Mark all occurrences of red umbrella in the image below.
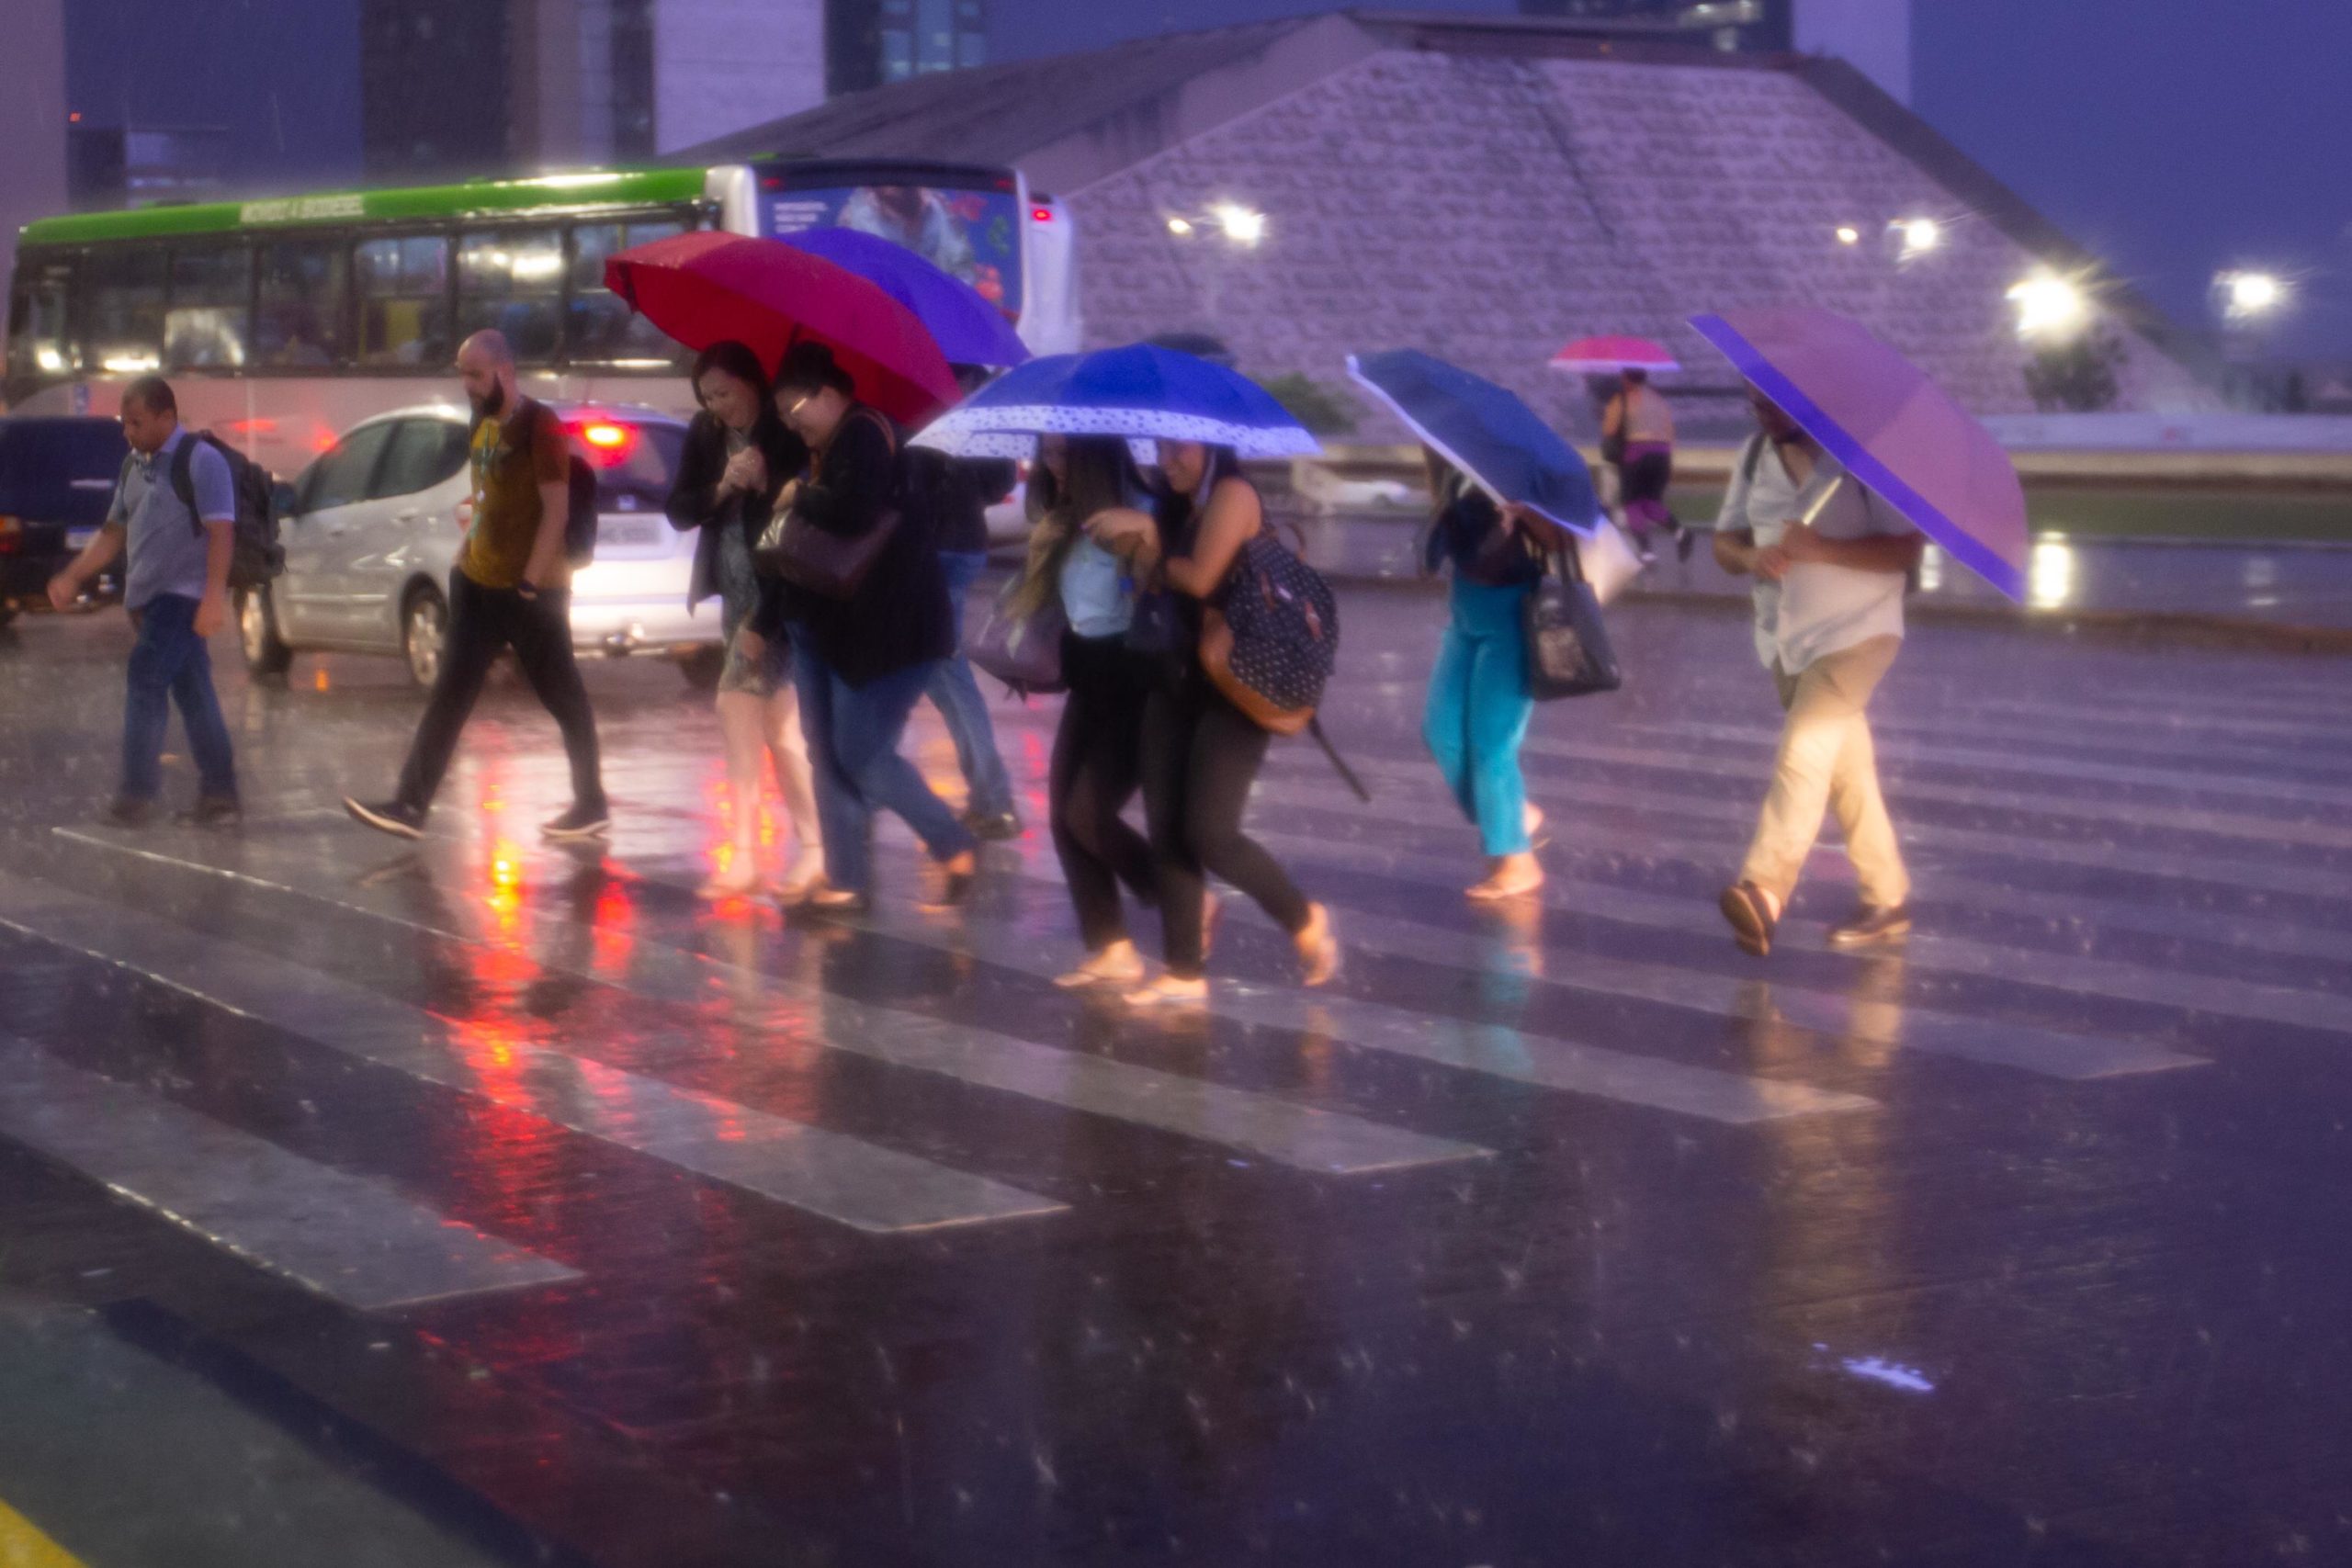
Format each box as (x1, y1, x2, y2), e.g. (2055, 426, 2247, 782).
(1549, 334, 1679, 375)
(605, 231, 960, 425)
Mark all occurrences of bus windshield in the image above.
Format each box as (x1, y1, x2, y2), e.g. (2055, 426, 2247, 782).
(760, 180, 1023, 320)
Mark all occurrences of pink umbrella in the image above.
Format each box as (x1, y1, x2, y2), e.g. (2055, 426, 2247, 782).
(1550, 334, 1679, 374)
(1690, 305, 2027, 603)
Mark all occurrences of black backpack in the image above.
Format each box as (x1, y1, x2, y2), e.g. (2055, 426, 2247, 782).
(562, 450, 598, 566)
(169, 431, 283, 592)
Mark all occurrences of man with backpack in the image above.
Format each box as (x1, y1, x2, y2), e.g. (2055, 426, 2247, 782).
(47, 375, 243, 828)
(1711, 386, 1923, 958)
(345, 330, 609, 841)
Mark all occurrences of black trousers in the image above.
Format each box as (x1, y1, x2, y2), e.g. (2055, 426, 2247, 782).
(1139, 677, 1311, 979)
(396, 570, 605, 815)
(1051, 632, 1159, 951)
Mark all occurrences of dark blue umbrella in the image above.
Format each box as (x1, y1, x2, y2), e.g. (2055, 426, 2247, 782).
(784, 226, 1031, 368)
(1347, 350, 1601, 539)
(913, 344, 1320, 459)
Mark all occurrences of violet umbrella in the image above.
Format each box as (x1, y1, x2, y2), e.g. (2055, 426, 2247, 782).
(1689, 306, 2028, 603)
(784, 226, 1032, 368)
(1550, 334, 1679, 375)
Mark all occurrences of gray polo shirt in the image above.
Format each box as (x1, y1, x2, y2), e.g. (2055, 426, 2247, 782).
(108, 426, 236, 610)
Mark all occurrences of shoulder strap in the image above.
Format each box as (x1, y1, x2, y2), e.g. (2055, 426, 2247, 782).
(849, 405, 898, 455)
(171, 435, 201, 535)
(1738, 432, 1768, 486)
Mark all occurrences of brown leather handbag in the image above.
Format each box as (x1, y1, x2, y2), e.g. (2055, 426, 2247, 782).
(753, 409, 901, 600)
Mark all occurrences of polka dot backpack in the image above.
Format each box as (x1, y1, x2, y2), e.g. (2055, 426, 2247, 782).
(1203, 528, 1338, 735)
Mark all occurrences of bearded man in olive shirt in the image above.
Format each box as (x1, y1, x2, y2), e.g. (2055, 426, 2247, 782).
(345, 331, 609, 840)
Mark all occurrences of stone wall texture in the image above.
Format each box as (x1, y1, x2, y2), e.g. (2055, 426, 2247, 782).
(1067, 52, 2211, 440)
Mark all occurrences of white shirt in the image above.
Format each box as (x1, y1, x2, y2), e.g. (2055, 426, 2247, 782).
(1715, 434, 1916, 673)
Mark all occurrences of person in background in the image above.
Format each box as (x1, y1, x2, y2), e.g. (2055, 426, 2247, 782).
(1089, 441, 1338, 1007)
(47, 374, 240, 829)
(1003, 434, 1161, 987)
(1711, 386, 1922, 957)
(345, 330, 608, 841)
(665, 340, 823, 900)
(757, 342, 978, 913)
(1602, 367, 1691, 564)
(1420, 454, 1545, 900)
(919, 367, 1023, 841)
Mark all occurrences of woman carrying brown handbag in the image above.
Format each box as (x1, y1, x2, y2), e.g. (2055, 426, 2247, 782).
(750, 343, 977, 913)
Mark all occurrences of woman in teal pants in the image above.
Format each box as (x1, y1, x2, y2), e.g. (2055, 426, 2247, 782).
(1420, 457, 1545, 899)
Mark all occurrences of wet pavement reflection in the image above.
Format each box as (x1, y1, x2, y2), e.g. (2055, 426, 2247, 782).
(1, 592, 2349, 1566)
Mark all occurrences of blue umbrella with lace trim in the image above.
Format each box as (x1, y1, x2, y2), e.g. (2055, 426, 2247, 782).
(912, 344, 1321, 460)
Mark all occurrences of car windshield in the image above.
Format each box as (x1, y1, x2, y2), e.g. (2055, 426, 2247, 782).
(0, 419, 130, 523)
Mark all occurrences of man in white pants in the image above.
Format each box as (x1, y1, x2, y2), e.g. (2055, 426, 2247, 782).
(1710, 388, 1924, 957)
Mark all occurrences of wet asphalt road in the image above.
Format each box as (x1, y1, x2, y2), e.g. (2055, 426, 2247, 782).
(2, 591, 2350, 1567)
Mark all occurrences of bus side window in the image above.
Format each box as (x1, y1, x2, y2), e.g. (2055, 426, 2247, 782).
(356, 235, 454, 369)
(164, 242, 254, 372)
(6, 257, 77, 382)
(568, 218, 687, 367)
(84, 248, 168, 376)
(255, 240, 351, 369)
(457, 229, 563, 366)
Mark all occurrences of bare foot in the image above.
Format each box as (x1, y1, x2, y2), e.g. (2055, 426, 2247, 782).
(772, 857, 826, 906)
(697, 868, 763, 901)
(1056, 941, 1147, 988)
(1295, 903, 1340, 987)
(1125, 973, 1209, 1008)
(1467, 852, 1545, 901)
(1522, 804, 1549, 850)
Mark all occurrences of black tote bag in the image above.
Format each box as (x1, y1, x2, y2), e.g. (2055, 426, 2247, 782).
(1523, 540, 1622, 700)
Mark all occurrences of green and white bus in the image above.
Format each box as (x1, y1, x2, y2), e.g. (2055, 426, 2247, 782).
(5, 157, 1079, 477)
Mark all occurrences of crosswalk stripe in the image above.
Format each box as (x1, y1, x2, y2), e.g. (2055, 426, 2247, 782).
(49, 832, 1489, 1176)
(839, 893, 1881, 1124)
(1245, 747, 2352, 903)
(1504, 734, 2352, 854)
(1246, 828, 2340, 1040)
(1612, 718, 2352, 814)
(0, 872, 1066, 1235)
(932, 842, 2202, 1081)
(0, 1035, 581, 1309)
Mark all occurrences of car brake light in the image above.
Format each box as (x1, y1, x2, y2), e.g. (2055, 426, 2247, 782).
(1031, 207, 1053, 223)
(0, 516, 18, 554)
(572, 421, 639, 468)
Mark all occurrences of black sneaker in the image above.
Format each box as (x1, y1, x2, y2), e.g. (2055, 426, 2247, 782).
(177, 795, 243, 829)
(541, 802, 612, 840)
(103, 796, 155, 829)
(964, 809, 1023, 842)
(345, 796, 425, 840)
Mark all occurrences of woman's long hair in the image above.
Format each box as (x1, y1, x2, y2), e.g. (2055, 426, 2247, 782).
(1009, 436, 1141, 621)
(1152, 444, 1246, 551)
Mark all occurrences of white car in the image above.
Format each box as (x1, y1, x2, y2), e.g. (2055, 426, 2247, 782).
(238, 401, 722, 688)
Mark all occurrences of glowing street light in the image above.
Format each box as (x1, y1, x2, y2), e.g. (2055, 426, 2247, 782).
(2007, 271, 2088, 341)
(1894, 216, 1941, 258)
(2216, 269, 2290, 322)
(1834, 224, 1861, 246)
(1166, 216, 1193, 236)
(1210, 201, 1267, 247)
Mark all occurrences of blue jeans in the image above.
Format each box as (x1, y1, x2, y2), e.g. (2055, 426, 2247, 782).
(121, 592, 237, 803)
(789, 624, 978, 895)
(1421, 578, 1535, 857)
(924, 550, 1016, 819)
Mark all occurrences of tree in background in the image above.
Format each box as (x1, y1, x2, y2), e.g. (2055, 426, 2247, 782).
(1263, 373, 1360, 439)
(2024, 325, 2125, 412)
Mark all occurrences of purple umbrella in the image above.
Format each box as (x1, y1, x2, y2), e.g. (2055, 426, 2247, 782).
(783, 227, 1032, 368)
(1690, 306, 2028, 603)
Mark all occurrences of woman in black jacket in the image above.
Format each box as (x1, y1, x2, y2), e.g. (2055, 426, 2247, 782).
(665, 340, 820, 899)
(754, 342, 978, 912)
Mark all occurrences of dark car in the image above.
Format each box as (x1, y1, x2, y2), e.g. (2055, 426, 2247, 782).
(0, 415, 130, 625)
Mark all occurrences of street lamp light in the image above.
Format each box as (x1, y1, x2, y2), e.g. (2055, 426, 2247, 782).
(1834, 224, 1861, 246)
(2216, 269, 2290, 322)
(2007, 272, 2088, 341)
(1894, 217, 1941, 258)
(1210, 201, 1266, 247)
(1166, 217, 1193, 237)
